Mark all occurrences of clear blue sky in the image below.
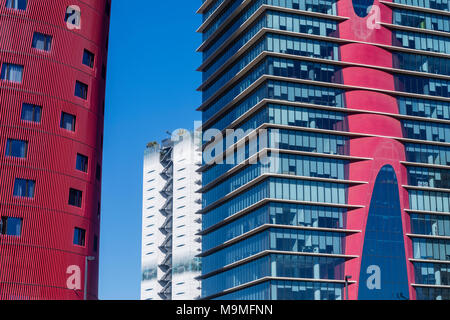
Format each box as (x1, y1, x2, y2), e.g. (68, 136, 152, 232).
(99, 1, 202, 300)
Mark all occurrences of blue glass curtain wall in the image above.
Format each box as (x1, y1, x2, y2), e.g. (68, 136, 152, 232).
(358, 165, 410, 300)
(202, 254, 345, 297)
(202, 202, 347, 251)
(202, 228, 345, 274)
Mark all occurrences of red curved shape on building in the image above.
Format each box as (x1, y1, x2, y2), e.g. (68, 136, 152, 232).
(0, 0, 111, 300)
(337, 0, 416, 299)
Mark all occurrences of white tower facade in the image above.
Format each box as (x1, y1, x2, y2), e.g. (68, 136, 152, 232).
(141, 132, 202, 300)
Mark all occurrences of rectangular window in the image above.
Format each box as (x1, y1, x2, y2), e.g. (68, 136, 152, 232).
(105, 1, 111, 16)
(60, 112, 76, 131)
(13, 178, 35, 198)
(93, 235, 98, 252)
(76, 153, 88, 173)
(5, 139, 28, 158)
(96, 163, 101, 181)
(68, 188, 82, 208)
(32, 32, 52, 52)
(74, 81, 88, 100)
(21, 103, 42, 123)
(5, 0, 27, 10)
(82, 49, 95, 68)
(73, 227, 86, 246)
(0, 217, 23, 236)
(1, 63, 23, 83)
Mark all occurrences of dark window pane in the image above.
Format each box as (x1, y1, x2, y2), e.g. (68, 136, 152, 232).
(0, 217, 5, 235)
(5, 0, 27, 10)
(60, 112, 76, 131)
(105, 1, 111, 16)
(75, 81, 88, 100)
(68, 188, 82, 207)
(1, 63, 23, 83)
(352, 0, 374, 18)
(82, 49, 95, 68)
(96, 163, 101, 181)
(94, 235, 98, 252)
(76, 154, 88, 173)
(5, 139, 28, 158)
(73, 227, 86, 246)
(13, 178, 35, 198)
(32, 32, 52, 52)
(21, 103, 42, 123)
(0, 217, 23, 236)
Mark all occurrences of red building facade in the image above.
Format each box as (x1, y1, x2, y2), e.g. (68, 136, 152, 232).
(0, 0, 111, 300)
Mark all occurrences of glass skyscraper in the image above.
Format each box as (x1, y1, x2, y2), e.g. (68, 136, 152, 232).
(196, 0, 450, 300)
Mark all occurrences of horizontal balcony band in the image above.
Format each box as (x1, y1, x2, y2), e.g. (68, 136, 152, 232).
(199, 50, 265, 93)
(403, 185, 450, 193)
(198, 149, 366, 177)
(410, 258, 450, 264)
(201, 114, 450, 160)
(199, 223, 361, 256)
(405, 209, 450, 217)
(336, 107, 450, 125)
(198, 167, 367, 194)
(198, 25, 348, 89)
(381, 22, 450, 38)
(198, 4, 267, 62)
(198, 26, 450, 73)
(197, 0, 232, 33)
(199, 73, 450, 114)
(199, 23, 266, 73)
(198, 198, 365, 234)
(198, 249, 359, 280)
(379, 1, 450, 17)
(198, 0, 251, 35)
(200, 172, 367, 213)
(267, 123, 450, 147)
(401, 161, 450, 170)
(198, 49, 450, 94)
(197, 0, 219, 14)
(199, 80, 450, 136)
(199, 123, 449, 180)
(199, 1, 350, 35)
(199, 122, 355, 173)
(407, 233, 450, 240)
(411, 283, 450, 289)
(201, 275, 357, 300)
(200, 97, 450, 142)
(198, 4, 348, 53)
(197, 24, 360, 74)
(198, 148, 372, 191)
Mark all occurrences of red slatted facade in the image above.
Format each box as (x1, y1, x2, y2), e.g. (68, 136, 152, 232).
(0, 0, 110, 300)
